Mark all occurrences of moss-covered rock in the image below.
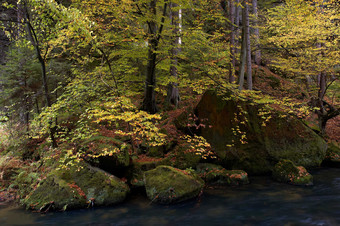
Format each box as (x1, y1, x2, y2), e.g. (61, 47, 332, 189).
(144, 165, 204, 204)
(196, 163, 249, 185)
(23, 163, 129, 211)
(322, 142, 340, 167)
(195, 90, 327, 175)
(272, 160, 313, 186)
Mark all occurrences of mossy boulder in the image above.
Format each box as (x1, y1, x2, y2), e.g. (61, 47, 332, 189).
(195, 90, 327, 175)
(272, 160, 313, 186)
(196, 163, 249, 185)
(322, 142, 340, 167)
(144, 165, 204, 204)
(23, 163, 129, 211)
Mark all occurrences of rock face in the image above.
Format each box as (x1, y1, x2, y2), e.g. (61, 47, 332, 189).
(322, 142, 340, 167)
(272, 159, 313, 186)
(23, 163, 129, 211)
(195, 90, 327, 175)
(144, 165, 204, 204)
(129, 159, 166, 187)
(196, 163, 249, 186)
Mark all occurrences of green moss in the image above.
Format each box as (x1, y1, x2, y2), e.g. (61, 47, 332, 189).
(23, 175, 86, 211)
(23, 163, 129, 211)
(272, 159, 313, 186)
(144, 165, 204, 204)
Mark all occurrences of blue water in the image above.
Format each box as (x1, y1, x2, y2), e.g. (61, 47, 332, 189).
(1, 168, 339, 225)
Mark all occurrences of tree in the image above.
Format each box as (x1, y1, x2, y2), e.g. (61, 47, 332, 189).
(252, 0, 261, 65)
(265, 0, 340, 134)
(0, 0, 63, 145)
(141, 0, 168, 113)
(229, 0, 236, 83)
(167, 2, 181, 107)
(238, 0, 252, 90)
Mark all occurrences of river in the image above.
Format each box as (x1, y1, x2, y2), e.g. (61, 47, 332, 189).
(1, 168, 339, 225)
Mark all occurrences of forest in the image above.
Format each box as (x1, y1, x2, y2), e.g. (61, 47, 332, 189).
(0, 0, 339, 216)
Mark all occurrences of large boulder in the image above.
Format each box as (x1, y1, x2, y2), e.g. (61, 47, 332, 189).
(195, 90, 327, 175)
(144, 165, 204, 204)
(23, 163, 129, 211)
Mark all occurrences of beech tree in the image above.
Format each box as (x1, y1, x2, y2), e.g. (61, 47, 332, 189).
(167, 2, 181, 107)
(141, 0, 168, 113)
(228, 0, 236, 83)
(238, 0, 252, 90)
(265, 0, 340, 134)
(252, 0, 261, 65)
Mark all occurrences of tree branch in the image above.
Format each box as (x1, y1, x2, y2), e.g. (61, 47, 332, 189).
(156, 0, 168, 43)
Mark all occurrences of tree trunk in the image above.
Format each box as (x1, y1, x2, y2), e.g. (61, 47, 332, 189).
(317, 71, 326, 134)
(35, 98, 40, 114)
(142, 1, 168, 113)
(235, 0, 240, 56)
(142, 0, 158, 113)
(229, 0, 236, 83)
(245, 2, 252, 90)
(305, 74, 312, 96)
(252, 0, 261, 65)
(24, 3, 57, 147)
(238, 4, 247, 90)
(167, 2, 180, 107)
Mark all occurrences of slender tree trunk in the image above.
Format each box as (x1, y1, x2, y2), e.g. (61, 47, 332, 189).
(142, 0, 158, 113)
(24, 3, 57, 147)
(252, 0, 261, 65)
(245, 2, 252, 90)
(238, 5, 247, 90)
(143, 38, 158, 113)
(235, 0, 240, 56)
(167, 2, 180, 107)
(305, 74, 312, 96)
(229, 0, 236, 83)
(317, 71, 327, 135)
(35, 98, 40, 114)
(142, 0, 168, 113)
(318, 71, 326, 106)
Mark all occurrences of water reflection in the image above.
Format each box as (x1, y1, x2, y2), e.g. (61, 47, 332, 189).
(1, 168, 339, 225)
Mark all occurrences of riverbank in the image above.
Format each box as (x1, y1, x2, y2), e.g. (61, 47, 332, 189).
(1, 167, 339, 225)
